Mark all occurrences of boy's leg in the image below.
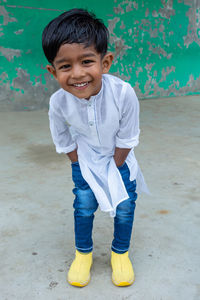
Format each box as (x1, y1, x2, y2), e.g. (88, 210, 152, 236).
(111, 163, 137, 286)
(73, 185, 98, 253)
(71, 162, 98, 253)
(112, 163, 137, 253)
(68, 162, 98, 286)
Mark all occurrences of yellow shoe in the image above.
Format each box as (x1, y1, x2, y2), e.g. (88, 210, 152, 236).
(67, 250, 93, 287)
(111, 251, 135, 286)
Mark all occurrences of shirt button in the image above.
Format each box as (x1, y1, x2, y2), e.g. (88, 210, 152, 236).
(88, 102, 92, 107)
(89, 121, 94, 126)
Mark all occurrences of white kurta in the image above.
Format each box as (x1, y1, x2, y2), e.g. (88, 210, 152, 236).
(48, 74, 149, 217)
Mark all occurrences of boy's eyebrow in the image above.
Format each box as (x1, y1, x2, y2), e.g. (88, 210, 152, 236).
(80, 53, 97, 59)
(54, 53, 97, 65)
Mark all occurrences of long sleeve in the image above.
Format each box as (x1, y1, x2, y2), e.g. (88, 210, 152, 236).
(115, 83, 140, 149)
(48, 98, 77, 154)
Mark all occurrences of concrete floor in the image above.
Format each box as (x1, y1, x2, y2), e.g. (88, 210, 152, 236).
(0, 95, 200, 300)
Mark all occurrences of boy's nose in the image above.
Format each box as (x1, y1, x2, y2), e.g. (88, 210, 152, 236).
(71, 65, 85, 79)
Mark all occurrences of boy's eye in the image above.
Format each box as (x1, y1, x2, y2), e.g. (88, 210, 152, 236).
(59, 64, 70, 70)
(82, 60, 94, 65)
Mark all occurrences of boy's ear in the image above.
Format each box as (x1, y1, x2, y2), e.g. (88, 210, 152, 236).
(46, 64, 57, 79)
(102, 52, 114, 74)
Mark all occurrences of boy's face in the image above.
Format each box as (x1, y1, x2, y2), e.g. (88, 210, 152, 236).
(47, 43, 113, 100)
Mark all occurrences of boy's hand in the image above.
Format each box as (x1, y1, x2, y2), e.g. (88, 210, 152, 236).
(114, 147, 131, 167)
(67, 149, 78, 163)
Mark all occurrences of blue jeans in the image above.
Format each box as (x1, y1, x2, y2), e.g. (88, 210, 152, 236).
(71, 162, 137, 254)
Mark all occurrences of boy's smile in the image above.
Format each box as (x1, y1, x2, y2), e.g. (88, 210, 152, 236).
(47, 44, 113, 100)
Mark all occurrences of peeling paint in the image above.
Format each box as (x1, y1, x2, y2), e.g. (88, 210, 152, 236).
(14, 29, 24, 35)
(145, 63, 155, 72)
(0, 68, 59, 111)
(0, 26, 3, 37)
(0, 5, 17, 25)
(147, 42, 172, 59)
(0, 71, 8, 81)
(160, 66, 176, 82)
(108, 17, 120, 35)
(114, 0, 138, 14)
(0, 46, 21, 61)
(112, 37, 132, 62)
(158, 0, 175, 19)
(136, 67, 143, 78)
(145, 8, 149, 17)
(184, 2, 200, 48)
(120, 20, 125, 29)
(109, 0, 200, 98)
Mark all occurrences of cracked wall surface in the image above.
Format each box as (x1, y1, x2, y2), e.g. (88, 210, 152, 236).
(0, 0, 200, 111)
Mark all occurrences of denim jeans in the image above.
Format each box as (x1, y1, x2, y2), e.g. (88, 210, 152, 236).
(71, 161, 137, 254)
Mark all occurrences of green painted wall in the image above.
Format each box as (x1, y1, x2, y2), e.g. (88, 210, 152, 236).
(0, 0, 200, 110)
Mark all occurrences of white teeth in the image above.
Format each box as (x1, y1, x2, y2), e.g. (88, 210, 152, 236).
(73, 82, 88, 87)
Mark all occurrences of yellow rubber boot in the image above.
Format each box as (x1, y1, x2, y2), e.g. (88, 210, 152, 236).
(67, 250, 93, 287)
(111, 251, 135, 286)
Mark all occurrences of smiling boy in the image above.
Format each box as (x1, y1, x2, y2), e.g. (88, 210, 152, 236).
(48, 43, 108, 101)
(42, 8, 148, 287)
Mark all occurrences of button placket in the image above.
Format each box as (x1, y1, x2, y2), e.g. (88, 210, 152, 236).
(87, 100, 99, 142)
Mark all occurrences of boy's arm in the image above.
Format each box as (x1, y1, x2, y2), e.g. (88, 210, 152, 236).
(114, 147, 131, 167)
(66, 149, 78, 163)
(49, 97, 77, 155)
(68, 148, 130, 165)
(114, 83, 140, 167)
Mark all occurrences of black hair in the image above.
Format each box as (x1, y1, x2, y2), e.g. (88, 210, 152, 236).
(42, 8, 109, 64)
